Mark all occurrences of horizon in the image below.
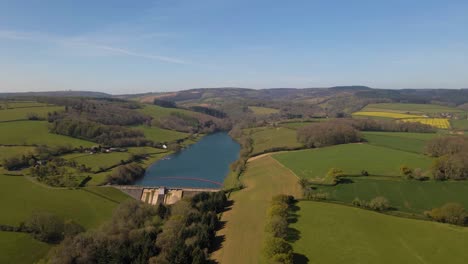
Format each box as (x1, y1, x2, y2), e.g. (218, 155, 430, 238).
(1, 0, 468, 93)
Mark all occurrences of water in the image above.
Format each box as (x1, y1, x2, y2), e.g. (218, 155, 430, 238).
(135, 132, 240, 188)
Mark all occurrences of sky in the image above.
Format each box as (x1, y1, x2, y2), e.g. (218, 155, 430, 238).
(0, 0, 467, 94)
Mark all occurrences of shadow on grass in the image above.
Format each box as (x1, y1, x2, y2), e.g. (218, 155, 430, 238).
(293, 253, 310, 264)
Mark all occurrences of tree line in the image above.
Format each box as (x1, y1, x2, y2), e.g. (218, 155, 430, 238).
(47, 191, 227, 264)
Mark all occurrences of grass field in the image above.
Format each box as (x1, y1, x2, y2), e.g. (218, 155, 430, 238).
(291, 201, 468, 264)
(246, 127, 303, 155)
(315, 178, 468, 214)
(136, 125, 188, 142)
(273, 144, 432, 180)
(0, 106, 64, 122)
(212, 156, 302, 264)
(362, 131, 437, 153)
(64, 152, 133, 172)
(0, 101, 53, 109)
(353, 111, 422, 119)
(0, 121, 94, 147)
(401, 118, 450, 129)
(0, 231, 51, 264)
(0, 174, 129, 228)
(362, 103, 464, 114)
(451, 119, 468, 131)
(138, 104, 194, 120)
(0, 146, 36, 160)
(248, 106, 279, 115)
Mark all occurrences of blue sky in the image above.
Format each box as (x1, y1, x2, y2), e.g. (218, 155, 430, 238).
(0, 0, 467, 94)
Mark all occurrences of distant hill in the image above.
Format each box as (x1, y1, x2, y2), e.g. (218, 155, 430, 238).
(0, 91, 111, 98)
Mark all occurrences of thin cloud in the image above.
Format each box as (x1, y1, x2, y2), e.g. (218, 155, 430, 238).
(0, 29, 191, 65)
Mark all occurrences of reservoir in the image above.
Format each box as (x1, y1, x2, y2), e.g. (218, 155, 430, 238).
(135, 132, 240, 188)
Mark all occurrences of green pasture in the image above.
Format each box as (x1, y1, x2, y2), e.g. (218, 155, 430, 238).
(292, 201, 468, 264)
(0, 121, 94, 147)
(0, 231, 51, 264)
(246, 126, 303, 155)
(64, 152, 132, 172)
(451, 119, 468, 131)
(362, 131, 437, 153)
(0, 146, 36, 160)
(0, 174, 129, 228)
(273, 144, 432, 180)
(316, 178, 468, 214)
(138, 104, 194, 120)
(248, 106, 279, 115)
(0, 101, 52, 109)
(362, 103, 464, 114)
(136, 125, 188, 142)
(0, 106, 64, 122)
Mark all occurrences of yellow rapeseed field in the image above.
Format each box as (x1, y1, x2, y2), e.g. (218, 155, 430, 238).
(353, 111, 422, 119)
(401, 118, 450, 129)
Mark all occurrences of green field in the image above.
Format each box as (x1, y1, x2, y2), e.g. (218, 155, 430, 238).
(248, 106, 279, 115)
(138, 104, 194, 120)
(0, 175, 129, 228)
(451, 119, 468, 131)
(0, 146, 36, 160)
(136, 125, 188, 142)
(273, 144, 432, 180)
(363, 131, 437, 153)
(212, 156, 302, 264)
(64, 152, 133, 172)
(0, 121, 94, 147)
(246, 126, 303, 155)
(0, 231, 51, 264)
(316, 178, 468, 214)
(0, 106, 64, 122)
(0, 101, 53, 109)
(292, 201, 468, 264)
(362, 103, 464, 114)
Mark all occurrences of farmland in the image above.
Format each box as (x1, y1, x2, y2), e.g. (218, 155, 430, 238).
(63, 151, 133, 172)
(401, 118, 450, 129)
(315, 178, 468, 215)
(362, 131, 437, 153)
(246, 126, 303, 155)
(273, 144, 432, 180)
(0, 106, 64, 122)
(291, 201, 468, 264)
(0, 121, 94, 147)
(451, 119, 468, 131)
(0, 174, 130, 262)
(212, 156, 302, 264)
(361, 103, 464, 114)
(248, 106, 279, 115)
(0, 146, 36, 160)
(352, 111, 421, 119)
(0, 231, 50, 264)
(136, 125, 189, 142)
(0, 175, 129, 228)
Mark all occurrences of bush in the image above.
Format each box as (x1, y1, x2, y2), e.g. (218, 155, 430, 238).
(425, 203, 468, 226)
(361, 170, 369, 176)
(368, 196, 390, 211)
(305, 191, 329, 201)
(265, 215, 289, 239)
(400, 165, 414, 179)
(264, 237, 293, 262)
(27, 212, 64, 243)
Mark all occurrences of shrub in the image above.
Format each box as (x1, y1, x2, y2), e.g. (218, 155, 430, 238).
(361, 170, 369, 176)
(400, 165, 413, 179)
(368, 196, 390, 211)
(27, 212, 64, 243)
(264, 237, 293, 261)
(265, 215, 289, 239)
(425, 203, 468, 226)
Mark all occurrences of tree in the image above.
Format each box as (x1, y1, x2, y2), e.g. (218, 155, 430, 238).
(27, 212, 64, 243)
(425, 203, 468, 226)
(368, 196, 390, 211)
(264, 237, 293, 262)
(400, 165, 414, 179)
